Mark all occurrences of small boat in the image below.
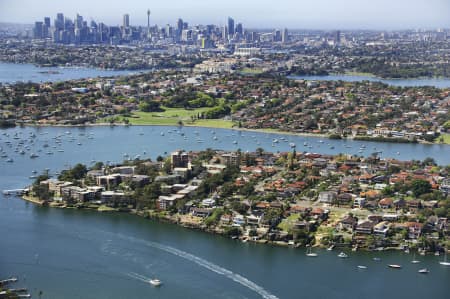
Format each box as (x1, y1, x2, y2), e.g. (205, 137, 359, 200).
(373, 257, 381, 261)
(306, 246, 318, 257)
(411, 253, 420, 264)
(338, 252, 348, 258)
(149, 279, 162, 286)
(439, 249, 450, 266)
(30, 153, 39, 158)
(388, 264, 402, 269)
(357, 265, 367, 269)
(289, 142, 296, 148)
(418, 268, 429, 274)
(327, 245, 334, 251)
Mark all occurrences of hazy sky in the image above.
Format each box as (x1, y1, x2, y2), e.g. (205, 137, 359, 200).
(0, 0, 449, 30)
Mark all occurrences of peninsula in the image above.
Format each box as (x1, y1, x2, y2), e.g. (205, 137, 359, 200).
(22, 149, 450, 253)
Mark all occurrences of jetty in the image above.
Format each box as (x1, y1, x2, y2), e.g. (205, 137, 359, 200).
(0, 277, 18, 284)
(2, 189, 29, 196)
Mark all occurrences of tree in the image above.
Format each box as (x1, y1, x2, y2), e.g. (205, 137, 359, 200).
(33, 184, 52, 201)
(256, 147, 264, 156)
(411, 179, 432, 197)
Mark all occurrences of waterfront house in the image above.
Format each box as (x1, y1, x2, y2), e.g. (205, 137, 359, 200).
(355, 221, 376, 235)
(405, 222, 424, 239)
(191, 207, 212, 218)
(201, 198, 216, 208)
(233, 214, 246, 227)
(246, 214, 264, 226)
(338, 214, 358, 232)
(373, 221, 391, 237)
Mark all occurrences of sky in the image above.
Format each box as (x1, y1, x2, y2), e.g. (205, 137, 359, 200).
(0, 0, 449, 30)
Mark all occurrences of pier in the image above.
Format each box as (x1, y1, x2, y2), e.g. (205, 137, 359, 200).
(2, 189, 29, 196)
(0, 277, 18, 284)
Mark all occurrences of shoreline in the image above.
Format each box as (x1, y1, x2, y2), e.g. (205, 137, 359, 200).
(15, 122, 448, 145)
(18, 195, 440, 254)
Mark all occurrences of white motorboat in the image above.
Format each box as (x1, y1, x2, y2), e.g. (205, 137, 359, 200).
(337, 252, 348, 258)
(357, 265, 367, 269)
(418, 268, 429, 274)
(388, 264, 402, 269)
(149, 279, 162, 286)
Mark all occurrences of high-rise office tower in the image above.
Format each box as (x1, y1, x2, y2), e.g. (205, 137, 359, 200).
(274, 29, 281, 42)
(123, 14, 130, 28)
(34, 22, 43, 38)
(282, 28, 289, 43)
(335, 30, 341, 44)
(177, 18, 183, 33)
(55, 13, 64, 31)
(235, 23, 243, 35)
(166, 24, 173, 38)
(75, 14, 83, 29)
(43, 17, 51, 38)
(227, 17, 235, 38)
(222, 26, 228, 40)
(44, 17, 51, 28)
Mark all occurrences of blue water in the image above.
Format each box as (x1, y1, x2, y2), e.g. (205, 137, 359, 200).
(0, 62, 145, 83)
(290, 74, 450, 88)
(0, 125, 449, 299)
(1, 62, 450, 88)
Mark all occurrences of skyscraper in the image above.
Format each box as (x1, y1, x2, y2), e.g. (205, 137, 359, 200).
(44, 17, 51, 28)
(34, 22, 43, 39)
(75, 14, 83, 29)
(227, 17, 235, 38)
(55, 13, 64, 31)
(282, 28, 289, 43)
(235, 23, 243, 35)
(123, 14, 130, 28)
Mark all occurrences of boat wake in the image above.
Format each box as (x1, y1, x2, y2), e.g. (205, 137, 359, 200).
(116, 233, 279, 299)
(126, 272, 151, 283)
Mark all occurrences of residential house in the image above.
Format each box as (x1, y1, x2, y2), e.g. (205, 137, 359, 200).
(355, 221, 376, 235)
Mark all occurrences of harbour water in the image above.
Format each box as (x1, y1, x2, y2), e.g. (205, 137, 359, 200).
(2, 62, 450, 88)
(0, 125, 449, 299)
(290, 74, 450, 88)
(0, 62, 143, 83)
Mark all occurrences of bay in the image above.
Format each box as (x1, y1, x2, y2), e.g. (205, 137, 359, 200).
(0, 125, 449, 299)
(0, 62, 143, 83)
(289, 74, 450, 88)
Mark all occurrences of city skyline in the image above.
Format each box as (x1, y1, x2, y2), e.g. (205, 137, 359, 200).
(1, 0, 450, 30)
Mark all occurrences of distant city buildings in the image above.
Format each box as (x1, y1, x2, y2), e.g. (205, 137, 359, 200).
(31, 12, 294, 50)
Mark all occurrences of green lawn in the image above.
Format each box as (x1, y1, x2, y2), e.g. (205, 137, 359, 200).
(186, 119, 234, 129)
(277, 213, 300, 232)
(104, 107, 236, 129)
(436, 133, 450, 145)
(240, 68, 264, 74)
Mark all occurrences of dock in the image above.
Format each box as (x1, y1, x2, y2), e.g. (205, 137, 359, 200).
(2, 189, 29, 196)
(0, 277, 18, 284)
